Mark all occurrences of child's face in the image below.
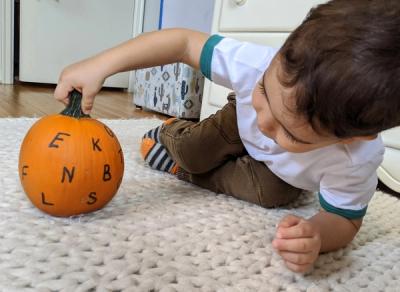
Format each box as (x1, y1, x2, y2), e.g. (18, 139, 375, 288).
(252, 57, 341, 153)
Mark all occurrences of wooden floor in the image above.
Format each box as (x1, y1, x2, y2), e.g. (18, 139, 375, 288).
(0, 82, 167, 119)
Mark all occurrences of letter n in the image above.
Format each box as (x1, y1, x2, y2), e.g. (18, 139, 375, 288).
(61, 166, 75, 183)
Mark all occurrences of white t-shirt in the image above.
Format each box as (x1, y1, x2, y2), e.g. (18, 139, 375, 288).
(200, 35, 385, 219)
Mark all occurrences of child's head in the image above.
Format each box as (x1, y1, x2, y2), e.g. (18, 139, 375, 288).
(252, 0, 400, 153)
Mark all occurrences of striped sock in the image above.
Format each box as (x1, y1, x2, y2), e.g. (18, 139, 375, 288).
(142, 118, 177, 142)
(142, 125, 162, 143)
(140, 137, 178, 174)
(140, 119, 179, 174)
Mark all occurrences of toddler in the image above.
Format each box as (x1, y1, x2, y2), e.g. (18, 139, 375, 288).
(55, 0, 400, 272)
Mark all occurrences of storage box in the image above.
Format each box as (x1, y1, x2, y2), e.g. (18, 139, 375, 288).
(133, 63, 204, 119)
(133, 0, 213, 119)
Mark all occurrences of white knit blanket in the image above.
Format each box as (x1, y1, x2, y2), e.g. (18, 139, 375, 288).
(1, 118, 399, 292)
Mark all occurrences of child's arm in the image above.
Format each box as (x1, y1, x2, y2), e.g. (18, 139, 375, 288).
(272, 211, 362, 273)
(54, 28, 209, 114)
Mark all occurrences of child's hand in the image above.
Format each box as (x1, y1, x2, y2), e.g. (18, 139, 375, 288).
(54, 58, 106, 114)
(272, 214, 321, 273)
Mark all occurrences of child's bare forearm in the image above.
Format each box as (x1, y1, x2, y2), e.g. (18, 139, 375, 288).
(92, 28, 209, 79)
(309, 211, 362, 253)
(55, 28, 208, 113)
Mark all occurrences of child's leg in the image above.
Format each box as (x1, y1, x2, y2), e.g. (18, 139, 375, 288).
(177, 155, 302, 208)
(140, 93, 301, 207)
(143, 93, 246, 174)
(161, 93, 244, 173)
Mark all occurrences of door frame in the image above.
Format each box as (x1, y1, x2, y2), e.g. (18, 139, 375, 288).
(128, 0, 145, 92)
(0, 0, 14, 84)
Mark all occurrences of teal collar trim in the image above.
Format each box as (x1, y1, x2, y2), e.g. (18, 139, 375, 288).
(318, 192, 367, 219)
(200, 35, 224, 81)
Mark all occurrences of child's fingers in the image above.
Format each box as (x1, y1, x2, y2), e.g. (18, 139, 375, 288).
(277, 214, 302, 228)
(81, 88, 97, 114)
(54, 83, 74, 106)
(276, 220, 315, 239)
(277, 250, 313, 266)
(272, 237, 316, 253)
(284, 260, 312, 274)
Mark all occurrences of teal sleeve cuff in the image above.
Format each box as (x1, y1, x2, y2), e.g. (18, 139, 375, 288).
(318, 192, 368, 219)
(200, 35, 224, 81)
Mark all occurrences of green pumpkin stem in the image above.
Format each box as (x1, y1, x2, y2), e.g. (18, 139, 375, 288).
(60, 90, 91, 118)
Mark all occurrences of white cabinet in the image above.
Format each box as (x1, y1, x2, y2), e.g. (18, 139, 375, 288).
(378, 127, 400, 193)
(219, 0, 324, 32)
(200, 0, 327, 119)
(19, 0, 137, 88)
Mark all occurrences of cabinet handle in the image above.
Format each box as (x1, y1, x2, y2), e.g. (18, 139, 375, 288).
(234, 0, 247, 6)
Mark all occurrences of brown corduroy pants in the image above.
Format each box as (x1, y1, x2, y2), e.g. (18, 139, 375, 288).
(160, 93, 302, 208)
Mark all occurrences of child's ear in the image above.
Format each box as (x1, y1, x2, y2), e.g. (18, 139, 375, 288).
(340, 135, 377, 144)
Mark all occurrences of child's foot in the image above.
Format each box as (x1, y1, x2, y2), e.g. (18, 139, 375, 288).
(140, 119, 178, 174)
(142, 118, 177, 143)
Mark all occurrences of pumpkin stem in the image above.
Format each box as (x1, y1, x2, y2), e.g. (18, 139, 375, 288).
(60, 90, 91, 118)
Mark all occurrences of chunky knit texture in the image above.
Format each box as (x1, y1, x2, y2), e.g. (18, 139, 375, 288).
(1, 118, 399, 291)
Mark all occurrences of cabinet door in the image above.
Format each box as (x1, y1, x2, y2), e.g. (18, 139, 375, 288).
(19, 0, 135, 87)
(219, 0, 327, 32)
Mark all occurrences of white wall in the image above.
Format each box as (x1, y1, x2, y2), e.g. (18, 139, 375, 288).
(143, 0, 214, 33)
(161, 0, 214, 33)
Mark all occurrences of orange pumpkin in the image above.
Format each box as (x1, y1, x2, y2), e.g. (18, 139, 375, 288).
(18, 90, 124, 217)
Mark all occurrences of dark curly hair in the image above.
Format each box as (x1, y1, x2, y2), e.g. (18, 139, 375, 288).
(278, 0, 400, 138)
